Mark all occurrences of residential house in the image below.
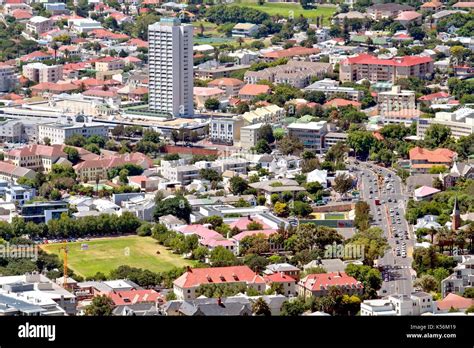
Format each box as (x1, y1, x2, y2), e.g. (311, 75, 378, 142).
(298, 272, 364, 298)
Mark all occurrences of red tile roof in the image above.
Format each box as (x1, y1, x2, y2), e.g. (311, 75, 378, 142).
(420, 0, 443, 8)
(128, 38, 148, 48)
(418, 91, 451, 101)
(344, 53, 433, 67)
(299, 272, 363, 292)
(174, 265, 265, 288)
(7, 144, 66, 158)
(437, 293, 474, 311)
(108, 289, 162, 306)
(409, 146, 457, 163)
(208, 78, 244, 87)
(73, 152, 152, 171)
(264, 273, 296, 283)
(228, 216, 272, 231)
(30, 82, 79, 93)
(238, 84, 271, 96)
(20, 50, 52, 62)
(395, 11, 422, 21)
(453, 1, 474, 8)
(232, 229, 277, 242)
(11, 9, 32, 20)
(263, 46, 320, 59)
(323, 98, 361, 108)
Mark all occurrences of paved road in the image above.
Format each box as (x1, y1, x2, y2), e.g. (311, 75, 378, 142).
(350, 160, 414, 296)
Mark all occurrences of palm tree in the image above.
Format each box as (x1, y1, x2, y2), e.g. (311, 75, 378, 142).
(51, 41, 59, 62)
(252, 297, 271, 316)
(237, 37, 244, 48)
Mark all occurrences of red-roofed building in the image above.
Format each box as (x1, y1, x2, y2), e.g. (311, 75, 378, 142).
(208, 78, 245, 97)
(108, 289, 163, 306)
(11, 9, 32, 20)
(30, 82, 79, 96)
(19, 50, 53, 62)
(420, 0, 443, 11)
(229, 216, 272, 231)
(453, 1, 474, 9)
(323, 98, 362, 110)
(263, 46, 320, 61)
(298, 272, 364, 298)
(127, 38, 148, 48)
(340, 54, 434, 83)
(394, 11, 422, 27)
(264, 273, 296, 296)
(73, 152, 153, 181)
(436, 293, 474, 312)
(418, 91, 453, 106)
(173, 265, 266, 300)
(5, 144, 67, 172)
(238, 84, 271, 101)
(409, 146, 457, 173)
(89, 29, 129, 41)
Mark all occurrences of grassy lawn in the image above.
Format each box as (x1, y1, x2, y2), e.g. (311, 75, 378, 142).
(231, 2, 337, 24)
(40, 236, 194, 278)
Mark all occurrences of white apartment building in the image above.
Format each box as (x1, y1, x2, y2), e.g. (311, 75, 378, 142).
(417, 108, 474, 139)
(240, 123, 263, 150)
(323, 132, 347, 150)
(361, 292, 434, 316)
(0, 120, 23, 143)
(304, 78, 363, 101)
(441, 256, 474, 298)
(22, 63, 63, 83)
(231, 23, 259, 38)
(288, 121, 328, 153)
(68, 18, 102, 33)
(214, 157, 250, 174)
(148, 18, 193, 118)
(0, 63, 16, 92)
(26, 16, 52, 35)
(210, 116, 244, 145)
(378, 85, 416, 117)
(160, 160, 200, 185)
(37, 117, 109, 145)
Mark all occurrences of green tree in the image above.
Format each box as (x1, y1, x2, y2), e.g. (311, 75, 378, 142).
(252, 297, 271, 316)
(281, 298, 305, 316)
(153, 195, 192, 223)
(333, 174, 353, 197)
(424, 124, 452, 149)
(258, 124, 275, 144)
(210, 246, 238, 267)
(63, 146, 80, 164)
(84, 295, 115, 316)
(204, 98, 220, 111)
(229, 176, 249, 195)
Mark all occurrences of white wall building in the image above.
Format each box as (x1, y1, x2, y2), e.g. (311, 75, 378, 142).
(148, 18, 194, 118)
(361, 292, 434, 316)
(37, 117, 109, 145)
(417, 108, 474, 139)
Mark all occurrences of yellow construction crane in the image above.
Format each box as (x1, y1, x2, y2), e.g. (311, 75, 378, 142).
(59, 242, 69, 289)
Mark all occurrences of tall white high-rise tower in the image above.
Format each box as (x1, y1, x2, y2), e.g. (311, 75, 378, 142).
(148, 18, 194, 118)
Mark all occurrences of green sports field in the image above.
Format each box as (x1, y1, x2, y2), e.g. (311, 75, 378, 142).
(231, 2, 337, 24)
(41, 236, 194, 277)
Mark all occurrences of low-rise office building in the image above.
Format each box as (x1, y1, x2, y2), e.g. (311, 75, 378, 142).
(417, 108, 474, 140)
(288, 121, 328, 153)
